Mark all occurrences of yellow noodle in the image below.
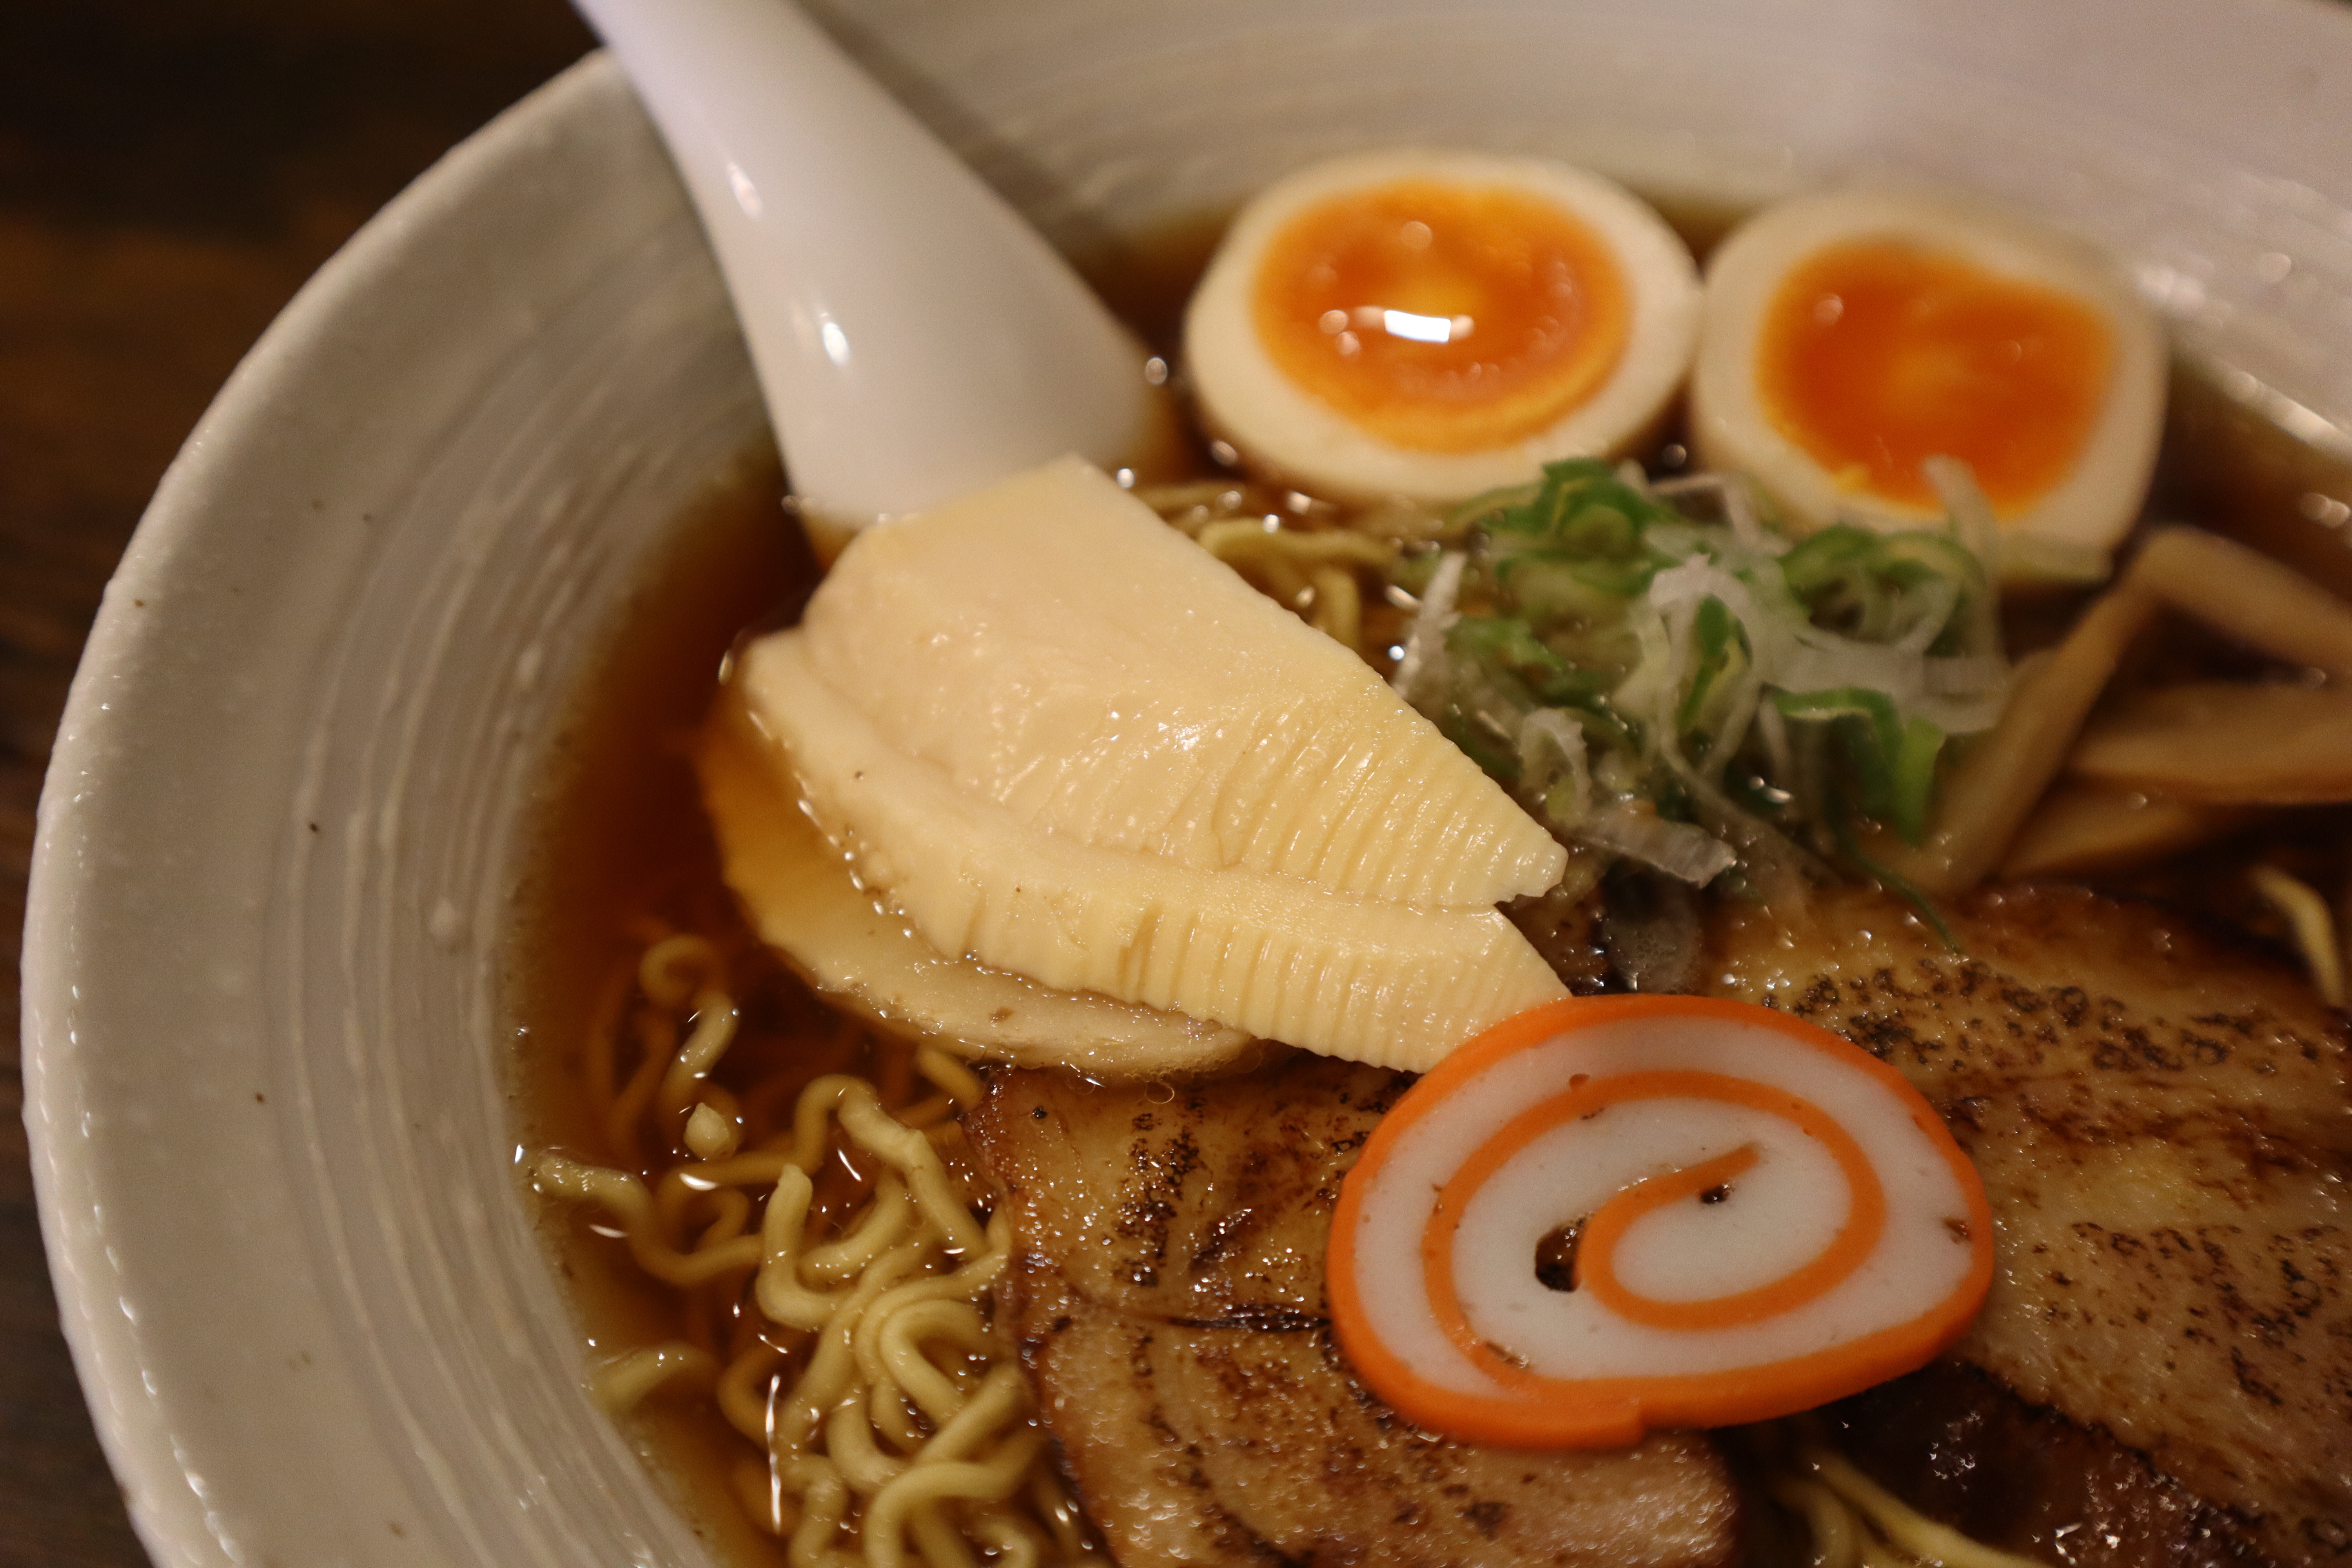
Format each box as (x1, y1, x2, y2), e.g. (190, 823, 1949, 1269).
(1027, 1467, 1100, 1562)
(784, 1455, 857, 1568)
(692, 1187, 754, 1252)
(1189, 519, 1394, 657)
(533, 1155, 764, 1286)
(658, 989, 741, 1123)
(914, 1047, 984, 1107)
(541, 944, 1098, 1563)
(912, 1363, 1027, 1464)
(969, 1508, 1042, 1568)
(815, 1091, 986, 1257)
(1310, 563, 1362, 651)
(702, 1080, 746, 1125)
(825, 1398, 911, 1495)
(909, 1504, 982, 1568)
(849, 1235, 1007, 1396)
(1195, 517, 1396, 568)
(2249, 864, 2347, 1005)
(591, 1342, 719, 1415)
(1259, 553, 1316, 608)
(868, 1374, 930, 1454)
(1803, 1444, 2051, 1568)
(640, 931, 724, 1008)
(753, 1169, 844, 1324)
(688, 1151, 797, 1188)
(895, 1094, 958, 1131)
(1858, 1534, 1924, 1568)
(857, 1230, 1010, 1452)
(783, 1076, 865, 1173)
(685, 1101, 742, 1160)
(655, 1151, 791, 1241)
(1137, 479, 1238, 507)
(716, 1341, 787, 1445)
(1770, 1474, 1861, 1568)
(863, 1429, 1047, 1568)
(772, 1241, 932, 1459)
(802, 1174, 916, 1283)
(758, 1166, 889, 1327)
(606, 1009, 674, 1163)
(733, 1453, 793, 1537)
(877, 1299, 993, 1427)
(1740, 1423, 2058, 1568)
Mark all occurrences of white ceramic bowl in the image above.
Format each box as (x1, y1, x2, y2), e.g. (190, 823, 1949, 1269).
(24, 3, 2352, 1565)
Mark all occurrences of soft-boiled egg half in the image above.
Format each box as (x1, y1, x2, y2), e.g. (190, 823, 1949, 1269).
(1185, 149, 1701, 505)
(1690, 189, 2165, 577)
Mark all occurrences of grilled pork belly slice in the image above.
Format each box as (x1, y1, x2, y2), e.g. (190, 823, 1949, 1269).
(967, 1053, 1743, 1568)
(1705, 883, 2352, 1568)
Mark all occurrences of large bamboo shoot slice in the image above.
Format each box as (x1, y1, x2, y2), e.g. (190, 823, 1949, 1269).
(698, 689, 1252, 1077)
(1999, 779, 2247, 879)
(2131, 527, 2352, 676)
(742, 633, 1566, 1072)
(2068, 682, 2352, 804)
(1873, 583, 2158, 894)
(795, 457, 1565, 908)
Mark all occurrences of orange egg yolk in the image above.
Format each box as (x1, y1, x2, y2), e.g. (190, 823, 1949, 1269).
(1756, 239, 2114, 515)
(1252, 180, 1631, 453)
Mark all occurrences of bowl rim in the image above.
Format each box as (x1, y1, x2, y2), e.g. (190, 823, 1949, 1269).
(20, 53, 635, 1568)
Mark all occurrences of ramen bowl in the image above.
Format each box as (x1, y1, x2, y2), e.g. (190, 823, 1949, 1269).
(24, 2, 2352, 1565)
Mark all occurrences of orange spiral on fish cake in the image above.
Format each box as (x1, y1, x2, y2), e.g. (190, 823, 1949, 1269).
(1330, 995, 1993, 1449)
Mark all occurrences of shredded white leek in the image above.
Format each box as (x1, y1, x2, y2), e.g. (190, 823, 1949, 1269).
(1390, 550, 1465, 706)
(1399, 457, 2009, 889)
(2249, 864, 2347, 1006)
(1516, 709, 1594, 827)
(1641, 557, 2005, 739)
(1575, 803, 1739, 886)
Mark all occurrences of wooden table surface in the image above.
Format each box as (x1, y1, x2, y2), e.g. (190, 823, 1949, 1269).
(0, 4, 595, 1561)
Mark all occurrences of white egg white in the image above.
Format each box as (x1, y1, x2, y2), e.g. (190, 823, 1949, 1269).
(1185, 148, 1700, 506)
(1689, 188, 2165, 579)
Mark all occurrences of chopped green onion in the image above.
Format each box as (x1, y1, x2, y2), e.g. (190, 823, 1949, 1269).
(1391, 456, 2008, 885)
(1889, 716, 1947, 846)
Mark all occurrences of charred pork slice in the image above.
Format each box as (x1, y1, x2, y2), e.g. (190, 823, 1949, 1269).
(967, 1053, 1742, 1568)
(1706, 883, 2352, 1568)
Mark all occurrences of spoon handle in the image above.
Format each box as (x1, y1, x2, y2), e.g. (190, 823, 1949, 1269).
(573, 0, 1160, 530)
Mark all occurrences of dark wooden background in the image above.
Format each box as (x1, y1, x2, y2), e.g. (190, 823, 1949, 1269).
(0, 3, 596, 1561)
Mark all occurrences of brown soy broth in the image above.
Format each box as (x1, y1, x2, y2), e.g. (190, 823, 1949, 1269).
(1074, 212, 1228, 360)
(506, 447, 813, 1567)
(508, 444, 807, 1167)
(496, 232, 1243, 1560)
(506, 216, 2352, 1562)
